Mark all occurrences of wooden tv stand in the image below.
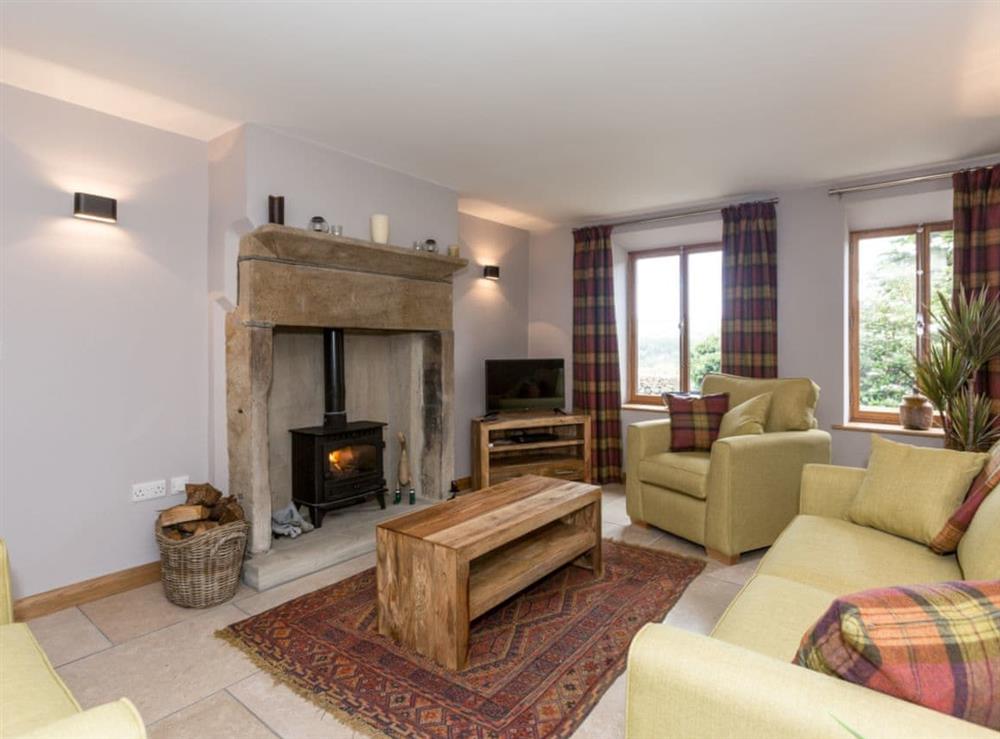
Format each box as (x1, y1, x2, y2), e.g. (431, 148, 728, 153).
(471, 411, 592, 490)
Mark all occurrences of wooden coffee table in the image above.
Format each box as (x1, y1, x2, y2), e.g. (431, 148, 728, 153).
(376, 475, 602, 669)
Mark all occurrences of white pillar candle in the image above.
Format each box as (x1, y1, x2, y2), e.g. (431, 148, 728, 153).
(370, 214, 389, 244)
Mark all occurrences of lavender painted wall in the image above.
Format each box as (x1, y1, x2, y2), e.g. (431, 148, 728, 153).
(1, 84, 210, 598)
(455, 213, 531, 475)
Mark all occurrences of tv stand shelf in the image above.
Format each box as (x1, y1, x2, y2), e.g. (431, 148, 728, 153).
(471, 412, 592, 490)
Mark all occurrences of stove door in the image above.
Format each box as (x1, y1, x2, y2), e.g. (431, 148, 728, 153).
(324, 441, 378, 482)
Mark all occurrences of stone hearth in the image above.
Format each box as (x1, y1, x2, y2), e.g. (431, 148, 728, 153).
(226, 225, 467, 556)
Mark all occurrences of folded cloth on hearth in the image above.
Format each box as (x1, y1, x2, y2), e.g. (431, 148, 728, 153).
(271, 502, 315, 538)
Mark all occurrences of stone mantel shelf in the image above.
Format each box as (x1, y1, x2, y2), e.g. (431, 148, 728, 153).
(228, 223, 460, 559)
(240, 224, 469, 284)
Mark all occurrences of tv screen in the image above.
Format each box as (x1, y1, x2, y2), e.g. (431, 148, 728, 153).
(485, 359, 565, 414)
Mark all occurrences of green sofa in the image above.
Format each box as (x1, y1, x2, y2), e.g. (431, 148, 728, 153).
(625, 463, 1000, 738)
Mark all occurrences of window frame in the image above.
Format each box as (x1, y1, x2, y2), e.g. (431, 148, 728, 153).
(627, 242, 723, 405)
(848, 220, 953, 424)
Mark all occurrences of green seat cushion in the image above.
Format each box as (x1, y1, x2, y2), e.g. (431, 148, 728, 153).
(758, 515, 963, 594)
(638, 451, 711, 499)
(712, 574, 837, 661)
(848, 436, 988, 546)
(0, 623, 80, 736)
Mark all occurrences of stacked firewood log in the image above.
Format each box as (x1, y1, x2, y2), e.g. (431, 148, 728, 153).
(159, 483, 245, 540)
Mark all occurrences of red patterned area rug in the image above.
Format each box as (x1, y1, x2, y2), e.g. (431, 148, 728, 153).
(219, 540, 704, 738)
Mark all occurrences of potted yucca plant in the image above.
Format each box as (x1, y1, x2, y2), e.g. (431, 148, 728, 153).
(914, 288, 1000, 451)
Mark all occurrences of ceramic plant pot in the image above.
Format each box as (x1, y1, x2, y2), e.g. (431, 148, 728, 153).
(899, 393, 934, 430)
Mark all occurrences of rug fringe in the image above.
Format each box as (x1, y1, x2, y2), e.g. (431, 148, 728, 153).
(603, 536, 709, 571)
(215, 628, 391, 739)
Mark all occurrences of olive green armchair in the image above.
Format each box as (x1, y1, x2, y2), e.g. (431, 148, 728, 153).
(625, 373, 831, 563)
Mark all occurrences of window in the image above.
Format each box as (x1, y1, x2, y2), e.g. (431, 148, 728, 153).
(849, 222, 953, 423)
(627, 244, 722, 403)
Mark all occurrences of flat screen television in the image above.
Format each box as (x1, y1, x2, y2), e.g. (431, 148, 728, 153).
(485, 359, 565, 414)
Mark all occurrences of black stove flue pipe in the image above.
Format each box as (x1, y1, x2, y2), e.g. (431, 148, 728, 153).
(323, 328, 347, 429)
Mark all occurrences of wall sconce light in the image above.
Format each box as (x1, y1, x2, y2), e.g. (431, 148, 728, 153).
(483, 265, 500, 281)
(73, 192, 117, 223)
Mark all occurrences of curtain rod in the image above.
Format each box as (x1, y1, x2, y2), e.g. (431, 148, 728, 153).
(827, 163, 995, 196)
(591, 197, 779, 230)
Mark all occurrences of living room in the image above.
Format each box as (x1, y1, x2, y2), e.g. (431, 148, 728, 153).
(2, 2, 999, 738)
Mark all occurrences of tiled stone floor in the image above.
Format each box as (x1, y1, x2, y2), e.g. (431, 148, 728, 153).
(28, 485, 762, 739)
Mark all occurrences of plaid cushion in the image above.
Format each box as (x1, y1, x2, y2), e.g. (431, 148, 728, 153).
(665, 393, 729, 452)
(795, 581, 1000, 729)
(930, 439, 1000, 554)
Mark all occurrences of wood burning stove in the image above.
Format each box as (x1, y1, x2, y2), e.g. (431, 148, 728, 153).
(289, 329, 387, 528)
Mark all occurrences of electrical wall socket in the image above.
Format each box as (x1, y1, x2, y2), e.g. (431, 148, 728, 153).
(170, 475, 190, 495)
(132, 479, 167, 502)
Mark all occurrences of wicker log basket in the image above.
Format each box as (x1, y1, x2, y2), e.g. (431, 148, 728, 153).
(155, 516, 249, 608)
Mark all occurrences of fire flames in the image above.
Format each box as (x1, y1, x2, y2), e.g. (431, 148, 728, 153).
(328, 447, 359, 474)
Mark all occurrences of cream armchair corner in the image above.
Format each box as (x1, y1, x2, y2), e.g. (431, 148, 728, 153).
(0, 540, 147, 739)
(625, 374, 832, 563)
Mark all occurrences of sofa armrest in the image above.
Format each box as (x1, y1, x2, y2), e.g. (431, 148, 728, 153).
(626, 624, 994, 739)
(0, 539, 12, 625)
(705, 429, 831, 556)
(799, 464, 866, 520)
(626, 420, 672, 523)
(15, 699, 146, 739)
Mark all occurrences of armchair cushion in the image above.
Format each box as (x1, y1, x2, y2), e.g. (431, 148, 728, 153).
(638, 452, 711, 499)
(701, 373, 820, 432)
(664, 393, 729, 451)
(717, 392, 771, 439)
(847, 436, 987, 546)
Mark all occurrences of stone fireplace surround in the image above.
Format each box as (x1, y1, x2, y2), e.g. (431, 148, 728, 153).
(226, 225, 467, 555)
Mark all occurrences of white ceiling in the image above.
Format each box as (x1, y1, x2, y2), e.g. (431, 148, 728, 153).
(2, 1, 999, 227)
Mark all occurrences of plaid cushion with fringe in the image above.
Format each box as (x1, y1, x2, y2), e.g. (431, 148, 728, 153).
(795, 580, 1000, 730)
(665, 393, 729, 452)
(931, 439, 1000, 554)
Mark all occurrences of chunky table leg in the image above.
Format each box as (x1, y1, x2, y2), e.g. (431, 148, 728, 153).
(430, 547, 470, 670)
(565, 499, 603, 577)
(377, 527, 471, 670)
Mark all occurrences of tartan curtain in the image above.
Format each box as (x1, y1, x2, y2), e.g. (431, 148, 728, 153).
(720, 201, 778, 378)
(953, 166, 1000, 409)
(572, 225, 622, 483)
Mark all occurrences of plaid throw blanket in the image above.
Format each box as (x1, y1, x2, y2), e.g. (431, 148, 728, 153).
(795, 580, 1000, 729)
(665, 393, 729, 452)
